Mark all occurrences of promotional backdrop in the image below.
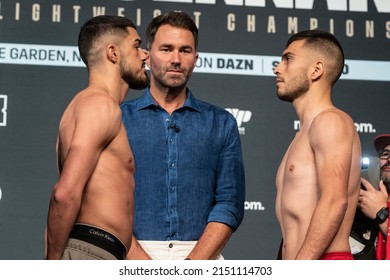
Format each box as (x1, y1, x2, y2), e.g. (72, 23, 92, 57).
(0, 0, 389, 259)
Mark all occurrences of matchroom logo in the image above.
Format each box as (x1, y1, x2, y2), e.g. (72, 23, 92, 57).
(245, 200, 265, 211)
(226, 108, 252, 135)
(294, 120, 377, 133)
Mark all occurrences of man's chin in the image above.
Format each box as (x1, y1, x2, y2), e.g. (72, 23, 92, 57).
(277, 93, 293, 103)
(380, 172, 390, 188)
(166, 79, 186, 89)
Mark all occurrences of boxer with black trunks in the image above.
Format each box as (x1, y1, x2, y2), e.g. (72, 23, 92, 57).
(62, 224, 127, 260)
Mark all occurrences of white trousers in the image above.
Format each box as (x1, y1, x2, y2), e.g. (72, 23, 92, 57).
(138, 240, 224, 260)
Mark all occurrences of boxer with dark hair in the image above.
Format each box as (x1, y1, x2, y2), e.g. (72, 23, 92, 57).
(274, 30, 361, 260)
(46, 15, 149, 260)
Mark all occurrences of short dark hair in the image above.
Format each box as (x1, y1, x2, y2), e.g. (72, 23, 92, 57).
(78, 15, 137, 67)
(145, 11, 198, 51)
(287, 30, 345, 86)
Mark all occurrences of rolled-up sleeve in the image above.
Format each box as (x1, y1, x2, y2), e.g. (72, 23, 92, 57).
(207, 114, 245, 231)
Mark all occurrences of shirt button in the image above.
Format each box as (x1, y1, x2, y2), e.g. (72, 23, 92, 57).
(165, 118, 170, 123)
(169, 243, 173, 248)
(170, 162, 175, 167)
(169, 186, 175, 191)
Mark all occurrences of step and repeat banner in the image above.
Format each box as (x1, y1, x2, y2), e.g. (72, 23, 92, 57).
(0, 0, 389, 259)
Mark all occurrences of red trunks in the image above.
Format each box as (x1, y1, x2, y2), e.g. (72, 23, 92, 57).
(320, 252, 354, 260)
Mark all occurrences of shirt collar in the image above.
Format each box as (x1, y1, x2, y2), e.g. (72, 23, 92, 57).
(136, 87, 201, 113)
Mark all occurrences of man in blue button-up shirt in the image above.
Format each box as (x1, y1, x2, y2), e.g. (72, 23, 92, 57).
(121, 11, 245, 260)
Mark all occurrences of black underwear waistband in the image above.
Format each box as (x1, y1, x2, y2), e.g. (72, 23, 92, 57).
(69, 224, 127, 260)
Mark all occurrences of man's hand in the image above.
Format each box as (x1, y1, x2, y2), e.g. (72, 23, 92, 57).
(359, 178, 388, 219)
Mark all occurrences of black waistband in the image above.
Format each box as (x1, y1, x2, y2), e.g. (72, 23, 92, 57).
(69, 224, 127, 260)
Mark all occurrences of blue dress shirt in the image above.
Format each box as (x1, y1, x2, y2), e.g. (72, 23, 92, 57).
(121, 89, 245, 241)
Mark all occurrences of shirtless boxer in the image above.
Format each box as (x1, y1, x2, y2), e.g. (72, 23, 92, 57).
(46, 15, 149, 260)
(274, 30, 361, 260)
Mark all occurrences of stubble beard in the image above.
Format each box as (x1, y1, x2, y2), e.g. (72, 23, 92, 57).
(380, 164, 390, 192)
(277, 73, 310, 103)
(150, 60, 192, 91)
(120, 59, 150, 90)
